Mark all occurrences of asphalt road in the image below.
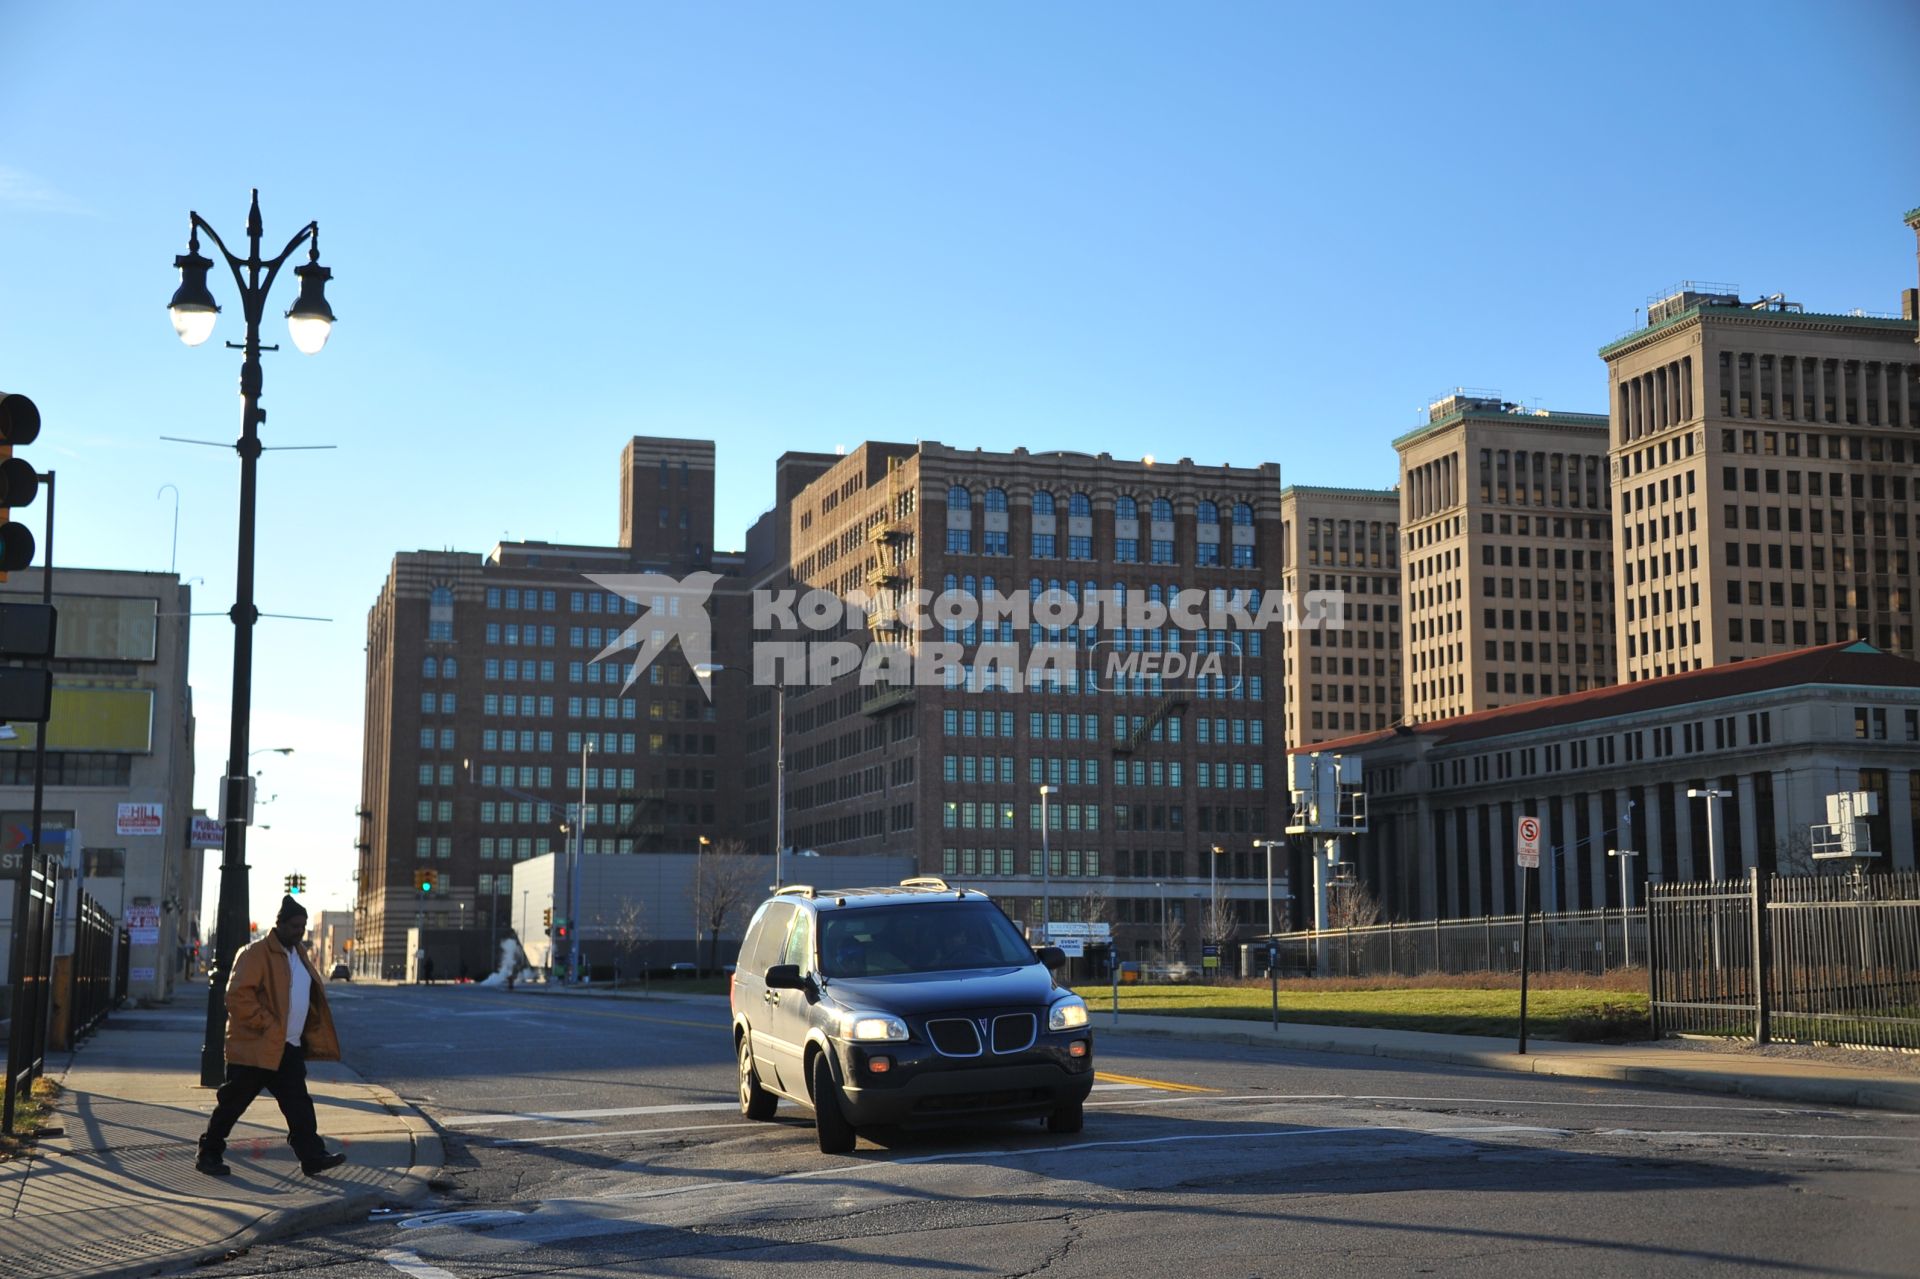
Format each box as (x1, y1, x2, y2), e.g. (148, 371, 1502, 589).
(186, 983, 1920, 1279)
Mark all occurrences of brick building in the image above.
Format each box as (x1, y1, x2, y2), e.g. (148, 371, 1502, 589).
(763, 442, 1301, 956)
(1278, 486, 1402, 745)
(353, 439, 752, 978)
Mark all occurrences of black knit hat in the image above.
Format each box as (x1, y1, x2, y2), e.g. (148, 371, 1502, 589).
(278, 894, 308, 920)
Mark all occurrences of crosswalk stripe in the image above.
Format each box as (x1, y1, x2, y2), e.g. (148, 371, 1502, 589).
(441, 1101, 737, 1127)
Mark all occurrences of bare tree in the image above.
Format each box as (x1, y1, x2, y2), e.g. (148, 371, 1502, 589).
(691, 838, 762, 975)
(608, 895, 650, 987)
(1327, 876, 1382, 931)
(1773, 832, 1819, 878)
(1161, 915, 1187, 969)
(1202, 878, 1237, 948)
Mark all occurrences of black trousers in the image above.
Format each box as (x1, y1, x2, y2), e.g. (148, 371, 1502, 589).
(201, 1041, 326, 1163)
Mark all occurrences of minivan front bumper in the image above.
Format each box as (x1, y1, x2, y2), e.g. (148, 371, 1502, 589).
(831, 1033, 1094, 1128)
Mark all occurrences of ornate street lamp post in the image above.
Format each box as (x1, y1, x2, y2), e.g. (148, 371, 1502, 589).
(170, 189, 335, 1087)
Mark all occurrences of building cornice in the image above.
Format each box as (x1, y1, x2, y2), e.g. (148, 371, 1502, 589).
(1599, 304, 1915, 362)
(1391, 409, 1609, 453)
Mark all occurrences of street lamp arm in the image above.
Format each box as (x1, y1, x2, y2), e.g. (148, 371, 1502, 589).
(188, 211, 318, 334)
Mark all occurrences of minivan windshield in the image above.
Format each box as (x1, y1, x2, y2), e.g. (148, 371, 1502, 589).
(817, 902, 1038, 978)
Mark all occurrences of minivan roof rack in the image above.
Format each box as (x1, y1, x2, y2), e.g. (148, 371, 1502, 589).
(774, 884, 816, 898)
(899, 876, 950, 890)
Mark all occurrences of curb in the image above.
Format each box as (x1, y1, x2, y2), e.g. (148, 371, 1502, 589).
(1102, 1019, 1920, 1114)
(56, 1078, 444, 1279)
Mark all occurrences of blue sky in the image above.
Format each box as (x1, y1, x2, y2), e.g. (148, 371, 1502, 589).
(1, 1, 1914, 930)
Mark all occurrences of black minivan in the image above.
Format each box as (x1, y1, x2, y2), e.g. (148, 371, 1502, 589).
(729, 878, 1095, 1153)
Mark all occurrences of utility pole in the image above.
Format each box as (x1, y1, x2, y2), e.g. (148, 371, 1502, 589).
(1607, 847, 1640, 966)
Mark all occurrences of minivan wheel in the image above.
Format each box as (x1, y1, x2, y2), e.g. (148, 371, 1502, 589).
(739, 1036, 776, 1120)
(810, 1053, 857, 1154)
(1046, 1098, 1084, 1134)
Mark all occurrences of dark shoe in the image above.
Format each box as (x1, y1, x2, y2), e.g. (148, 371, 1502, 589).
(195, 1150, 231, 1177)
(302, 1151, 347, 1176)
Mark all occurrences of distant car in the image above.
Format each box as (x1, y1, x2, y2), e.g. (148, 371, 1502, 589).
(329, 963, 351, 981)
(671, 962, 697, 976)
(730, 877, 1093, 1153)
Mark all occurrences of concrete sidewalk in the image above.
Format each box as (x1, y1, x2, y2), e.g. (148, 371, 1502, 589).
(0, 992, 441, 1279)
(507, 980, 1920, 1113)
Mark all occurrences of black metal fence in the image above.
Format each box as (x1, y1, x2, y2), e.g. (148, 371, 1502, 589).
(1650, 869, 1920, 1050)
(3, 849, 58, 1134)
(1269, 907, 1648, 979)
(64, 892, 120, 1046)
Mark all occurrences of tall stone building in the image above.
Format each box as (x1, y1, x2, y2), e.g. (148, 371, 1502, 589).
(353, 439, 751, 978)
(1394, 392, 1617, 724)
(1599, 279, 1920, 682)
(1278, 486, 1402, 745)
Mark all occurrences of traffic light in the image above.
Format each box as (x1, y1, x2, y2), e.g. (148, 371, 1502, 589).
(542, 906, 552, 935)
(414, 870, 439, 895)
(555, 919, 570, 943)
(0, 393, 42, 580)
(284, 873, 306, 895)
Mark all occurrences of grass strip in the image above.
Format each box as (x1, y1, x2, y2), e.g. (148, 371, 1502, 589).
(1070, 983, 1651, 1041)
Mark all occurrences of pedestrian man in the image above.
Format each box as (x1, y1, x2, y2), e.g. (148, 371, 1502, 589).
(196, 895, 347, 1177)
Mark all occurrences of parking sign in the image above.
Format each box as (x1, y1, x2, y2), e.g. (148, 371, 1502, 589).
(1516, 815, 1541, 869)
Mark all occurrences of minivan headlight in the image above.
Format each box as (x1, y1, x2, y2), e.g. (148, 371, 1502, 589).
(1049, 996, 1090, 1031)
(839, 1011, 909, 1042)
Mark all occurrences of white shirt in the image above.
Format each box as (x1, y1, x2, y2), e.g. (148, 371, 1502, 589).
(285, 948, 312, 1047)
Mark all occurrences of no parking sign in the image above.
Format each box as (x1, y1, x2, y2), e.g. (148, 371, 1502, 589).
(1516, 815, 1541, 869)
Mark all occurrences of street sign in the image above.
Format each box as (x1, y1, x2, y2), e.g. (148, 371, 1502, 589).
(1053, 938, 1085, 958)
(1516, 815, 1541, 869)
(189, 816, 224, 847)
(1201, 943, 1220, 971)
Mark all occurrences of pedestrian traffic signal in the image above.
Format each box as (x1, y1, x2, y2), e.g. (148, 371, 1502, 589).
(555, 919, 570, 943)
(414, 870, 439, 895)
(0, 392, 42, 580)
(542, 906, 552, 934)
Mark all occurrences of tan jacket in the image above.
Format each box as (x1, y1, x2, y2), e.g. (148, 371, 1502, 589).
(224, 932, 341, 1070)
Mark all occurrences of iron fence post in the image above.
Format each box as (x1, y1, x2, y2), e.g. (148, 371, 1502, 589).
(1647, 885, 1661, 1038)
(1751, 867, 1771, 1046)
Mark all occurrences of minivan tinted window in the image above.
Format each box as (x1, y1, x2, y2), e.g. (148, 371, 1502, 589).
(818, 903, 1036, 977)
(740, 901, 796, 973)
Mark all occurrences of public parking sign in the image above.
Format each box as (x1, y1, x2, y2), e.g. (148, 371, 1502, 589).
(1516, 815, 1541, 869)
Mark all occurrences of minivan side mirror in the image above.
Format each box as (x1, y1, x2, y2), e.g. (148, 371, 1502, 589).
(1036, 946, 1067, 971)
(765, 963, 808, 990)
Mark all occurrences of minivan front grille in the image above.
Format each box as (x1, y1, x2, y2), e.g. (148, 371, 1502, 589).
(926, 1018, 983, 1057)
(925, 1013, 1039, 1057)
(990, 1013, 1037, 1054)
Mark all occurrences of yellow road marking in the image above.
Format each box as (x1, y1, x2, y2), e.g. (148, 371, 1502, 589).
(1095, 1070, 1215, 1094)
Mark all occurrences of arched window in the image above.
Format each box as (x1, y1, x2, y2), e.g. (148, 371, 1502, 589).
(443, 657, 458, 678)
(1232, 501, 1253, 525)
(422, 656, 438, 678)
(1069, 492, 1091, 517)
(1115, 495, 1138, 520)
(1196, 499, 1218, 524)
(983, 487, 1008, 513)
(1151, 497, 1173, 522)
(948, 485, 972, 511)
(1032, 490, 1055, 516)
